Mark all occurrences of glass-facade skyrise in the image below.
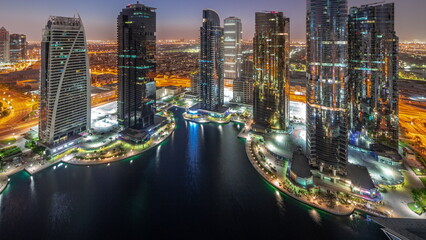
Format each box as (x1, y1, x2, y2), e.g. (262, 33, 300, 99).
(348, 3, 399, 150)
(39, 16, 91, 151)
(117, 2, 156, 129)
(253, 11, 290, 130)
(233, 52, 254, 104)
(190, 73, 200, 96)
(199, 9, 224, 111)
(223, 16, 242, 87)
(306, 0, 349, 174)
(0, 27, 9, 63)
(10, 34, 26, 62)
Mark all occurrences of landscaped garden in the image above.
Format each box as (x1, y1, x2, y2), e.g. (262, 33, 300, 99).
(0, 145, 22, 163)
(0, 137, 16, 146)
(408, 188, 426, 215)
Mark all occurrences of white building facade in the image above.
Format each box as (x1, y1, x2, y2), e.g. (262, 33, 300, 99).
(223, 17, 242, 87)
(39, 16, 91, 153)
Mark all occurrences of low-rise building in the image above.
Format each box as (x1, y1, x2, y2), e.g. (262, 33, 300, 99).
(119, 115, 168, 144)
(371, 144, 403, 166)
(16, 79, 38, 90)
(346, 164, 380, 199)
(156, 86, 183, 100)
(287, 148, 314, 189)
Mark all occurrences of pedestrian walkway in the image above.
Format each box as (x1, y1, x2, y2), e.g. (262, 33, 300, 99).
(64, 122, 175, 166)
(245, 136, 355, 216)
(237, 119, 252, 139)
(1, 121, 175, 195)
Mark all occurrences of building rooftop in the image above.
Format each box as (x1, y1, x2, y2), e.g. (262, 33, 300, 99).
(216, 106, 229, 114)
(134, 115, 166, 131)
(371, 143, 403, 162)
(290, 149, 312, 178)
(264, 133, 297, 159)
(346, 164, 376, 190)
(91, 87, 113, 94)
(165, 86, 181, 90)
(126, 1, 156, 11)
(372, 217, 426, 240)
(189, 103, 200, 111)
(121, 115, 167, 140)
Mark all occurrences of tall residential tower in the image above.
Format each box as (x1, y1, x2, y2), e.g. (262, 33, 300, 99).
(233, 52, 254, 104)
(117, 2, 157, 129)
(199, 9, 224, 111)
(306, 0, 349, 174)
(348, 3, 399, 150)
(223, 17, 242, 87)
(0, 27, 9, 63)
(39, 16, 91, 153)
(10, 34, 27, 62)
(253, 11, 290, 130)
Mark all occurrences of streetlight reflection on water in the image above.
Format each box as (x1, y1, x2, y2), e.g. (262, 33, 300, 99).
(309, 209, 321, 225)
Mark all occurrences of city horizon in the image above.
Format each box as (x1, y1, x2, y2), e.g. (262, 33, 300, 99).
(0, 0, 425, 42)
(1, 1, 426, 239)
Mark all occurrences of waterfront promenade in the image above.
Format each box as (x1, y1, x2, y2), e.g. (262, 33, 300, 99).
(241, 127, 424, 218)
(0, 121, 175, 194)
(64, 122, 175, 166)
(244, 136, 356, 216)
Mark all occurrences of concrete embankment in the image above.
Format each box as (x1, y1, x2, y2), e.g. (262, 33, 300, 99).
(244, 137, 355, 216)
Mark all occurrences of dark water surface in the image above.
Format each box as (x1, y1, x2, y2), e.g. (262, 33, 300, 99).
(0, 108, 386, 239)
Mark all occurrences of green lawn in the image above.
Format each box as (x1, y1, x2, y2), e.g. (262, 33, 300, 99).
(408, 202, 425, 215)
(0, 145, 22, 159)
(413, 168, 426, 176)
(0, 137, 16, 146)
(421, 177, 426, 187)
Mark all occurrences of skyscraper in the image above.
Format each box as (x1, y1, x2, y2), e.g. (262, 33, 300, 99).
(117, 2, 156, 129)
(233, 52, 254, 104)
(199, 9, 224, 111)
(349, 3, 399, 150)
(253, 11, 290, 130)
(306, 0, 349, 174)
(190, 73, 200, 96)
(10, 34, 26, 62)
(223, 16, 242, 87)
(39, 16, 91, 153)
(0, 27, 10, 63)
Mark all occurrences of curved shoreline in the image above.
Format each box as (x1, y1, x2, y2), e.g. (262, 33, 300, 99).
(244, 134, 391, 218)
(244, 137, 355, 216)
(0, 176, 9, 193)
(0, 113, 399, 219)
(183, 116, 230, 124)
(0, 122, 175, 194)
(64, 122, 175, 166)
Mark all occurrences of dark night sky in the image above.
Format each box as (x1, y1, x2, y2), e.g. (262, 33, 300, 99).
(1, 0, 425, 41)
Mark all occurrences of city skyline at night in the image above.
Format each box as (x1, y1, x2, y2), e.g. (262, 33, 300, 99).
(0, 0, 425, 41)
(1, 1, 426, 239)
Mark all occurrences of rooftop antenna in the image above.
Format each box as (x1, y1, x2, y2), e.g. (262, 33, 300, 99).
(364, 1, 386, 7)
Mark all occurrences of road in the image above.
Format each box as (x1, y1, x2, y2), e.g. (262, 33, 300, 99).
(0, 87, 37, 139)
(0, 88, 117, 140)
(399, 96, 426, 162)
